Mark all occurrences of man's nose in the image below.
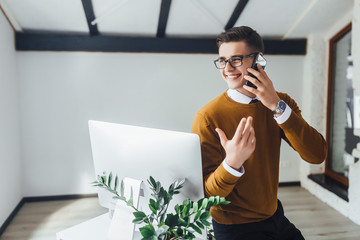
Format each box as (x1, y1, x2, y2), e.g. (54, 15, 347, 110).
(224, 61, 235, 71)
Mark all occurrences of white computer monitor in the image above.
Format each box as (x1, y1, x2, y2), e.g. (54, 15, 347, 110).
(88, 120, 204, 218)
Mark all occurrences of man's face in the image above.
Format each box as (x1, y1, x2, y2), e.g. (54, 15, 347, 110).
(218, 41, 256, 97)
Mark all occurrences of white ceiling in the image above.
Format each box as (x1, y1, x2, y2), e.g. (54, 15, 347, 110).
(0, 0, 354, 39)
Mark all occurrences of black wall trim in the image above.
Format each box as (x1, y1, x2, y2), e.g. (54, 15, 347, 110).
(308, 174, 348, 201)
(16, 33, 307, 55)
(225, 0, 249, 30)
(156, 0, 172, 38)
(81, 0, 99, 36)
(0, 194, 98, 237)
(279, 181, 301, 187)
(0, 199, 25, 236)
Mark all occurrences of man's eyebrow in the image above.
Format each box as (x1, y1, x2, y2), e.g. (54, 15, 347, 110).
(218, 55, 244, 59)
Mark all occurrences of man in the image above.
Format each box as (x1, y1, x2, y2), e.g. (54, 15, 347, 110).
(191, 26, 327, 240)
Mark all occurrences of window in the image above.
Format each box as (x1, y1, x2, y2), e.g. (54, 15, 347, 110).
(326, 23, 358, 187)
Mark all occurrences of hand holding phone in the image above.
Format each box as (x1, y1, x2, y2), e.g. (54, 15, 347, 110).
(245, 53, 267, 89)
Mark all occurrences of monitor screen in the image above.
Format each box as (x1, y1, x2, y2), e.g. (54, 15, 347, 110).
(88, 120, 204, 218)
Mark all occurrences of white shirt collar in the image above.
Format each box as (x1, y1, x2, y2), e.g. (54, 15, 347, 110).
(227, 89, 259, 104)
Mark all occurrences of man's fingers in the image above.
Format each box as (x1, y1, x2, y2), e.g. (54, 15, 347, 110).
(246, 127, 256, 145)
(242, 117, 253, 135)
(241, 117, 253, 142)
(215, 128, 228, 147)
(233, 118, 247, 141)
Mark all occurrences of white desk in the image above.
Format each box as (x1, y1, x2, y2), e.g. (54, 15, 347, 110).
(56, 213, 141, 240)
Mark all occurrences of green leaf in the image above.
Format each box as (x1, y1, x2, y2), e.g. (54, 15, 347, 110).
(200, 219, 211, 226)
(133, 211, 147, 219)
(149, 204, 157, 214)
(192, 202, 198, 213)
(142, 237, 157, 240)
(187, 232, 196, 239)
(197, 199, 204, 208)
(149, 176, 156, 188)
(175, 204, 181, 215)
(132, 217, 145, 224)
(149, 199, 157, 209)
(182, 204, 190, 218)
(164, 192, 171, 204)
(178, 216, 187, 225)
(186, 216, 191, 227)
(120, 180, 124, 197)
(219, 197, 231, 205)
(214, 195, 220, 205)
(108, 172, 112, 186)
(208, 196, 215, 207)
(194, 211, 201, 222)
(176, 227, 183, 236)
(139, 224, 155, 238)
(190, 223, 202, 234)
(200, 211, 210, 221)
(101, 175, 106, 184)
(201, 198, 208, 210)
(127, 199, 134, 206)
(165, 214, 179, 228)
(114, 175, 119, 191)
(182, 198, 190, 206)
(195, 221, 204, 229)
(130, 187, 134, 201)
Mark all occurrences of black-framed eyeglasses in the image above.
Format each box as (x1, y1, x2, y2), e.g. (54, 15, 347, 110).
(213, 52, 258, 69)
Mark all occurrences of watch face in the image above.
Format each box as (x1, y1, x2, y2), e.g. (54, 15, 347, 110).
(279, 101, 286, 111)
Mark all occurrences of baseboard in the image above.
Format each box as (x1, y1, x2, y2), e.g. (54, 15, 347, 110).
(24, 193, 97, 202)
(0, 193, 97, 237)
(279, 181, 301, 187)
(0, 198, 25, 236)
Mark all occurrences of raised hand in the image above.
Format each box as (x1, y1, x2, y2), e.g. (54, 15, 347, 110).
(243, 64, 281, 112)
(215, 117, 256, 170)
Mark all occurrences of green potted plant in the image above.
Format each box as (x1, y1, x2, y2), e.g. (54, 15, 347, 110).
(92, 172, 229, 240)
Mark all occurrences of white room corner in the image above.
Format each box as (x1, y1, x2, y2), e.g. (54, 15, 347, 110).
(300, 0, 360, 226)
(0, 6, 22, 228)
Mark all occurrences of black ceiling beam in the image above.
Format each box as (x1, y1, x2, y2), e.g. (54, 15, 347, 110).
(15, 33, 307, 55)
(264, 39, 307, 55)
(225, 0, 249, 30)
(156, 0, 172, 38)
(16, 33, 217, 54)
(81, 0, 99, 36)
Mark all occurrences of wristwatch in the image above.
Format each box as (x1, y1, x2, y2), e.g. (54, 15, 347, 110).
(272, 100, 286, 115)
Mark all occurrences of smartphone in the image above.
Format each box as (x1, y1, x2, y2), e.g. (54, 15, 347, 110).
(245, 53, 267, 89)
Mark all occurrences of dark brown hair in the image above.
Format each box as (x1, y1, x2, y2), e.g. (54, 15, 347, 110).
(216, 26, 264, 53)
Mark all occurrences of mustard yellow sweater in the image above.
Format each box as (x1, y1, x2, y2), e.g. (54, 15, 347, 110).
(191, 91, 327, 224)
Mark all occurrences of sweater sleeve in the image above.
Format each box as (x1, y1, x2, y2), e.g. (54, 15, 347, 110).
(279, 93, 328, 164)
(191, 112, 240, 198)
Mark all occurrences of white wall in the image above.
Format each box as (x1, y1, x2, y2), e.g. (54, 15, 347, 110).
(0, 11, 22, 226)
(300, 2, 360, 225)
(17, 51, 304, 197)
(348, 0, 360, 225)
